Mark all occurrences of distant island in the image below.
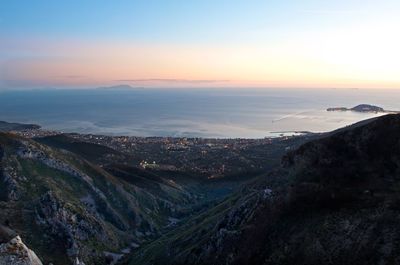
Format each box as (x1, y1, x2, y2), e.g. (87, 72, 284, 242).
(327, 104, 387, 113)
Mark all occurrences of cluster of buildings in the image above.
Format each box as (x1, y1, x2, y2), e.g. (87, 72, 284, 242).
(68, 133, 281, 176)
(9, 127, 305, 178)
(11, 129, 62, 138)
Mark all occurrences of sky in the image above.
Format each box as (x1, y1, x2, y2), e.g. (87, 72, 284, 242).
(1, 0, 400, 89)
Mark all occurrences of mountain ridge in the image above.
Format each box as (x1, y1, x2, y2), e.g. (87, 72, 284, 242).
(125, 113, 400, 265)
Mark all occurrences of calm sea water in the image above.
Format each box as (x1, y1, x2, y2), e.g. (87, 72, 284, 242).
(0, 88, 399, 138)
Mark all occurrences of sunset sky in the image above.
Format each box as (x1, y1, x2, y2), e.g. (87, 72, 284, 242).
(1, 0, 399, 89)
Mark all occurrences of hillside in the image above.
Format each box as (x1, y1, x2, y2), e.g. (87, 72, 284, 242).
(126, 113, 400, 265)
(0, 121, 40, 132)
(0, 132, 204, 264)
(1, 130, 306, 264)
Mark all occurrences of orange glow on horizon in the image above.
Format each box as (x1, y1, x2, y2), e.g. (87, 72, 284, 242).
(1, 19, 400, 90)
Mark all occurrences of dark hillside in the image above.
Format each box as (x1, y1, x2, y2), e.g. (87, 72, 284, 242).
(127, 114, 400, 265)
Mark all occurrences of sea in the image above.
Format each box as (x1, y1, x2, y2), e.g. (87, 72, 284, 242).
(0, 88, 399, 138)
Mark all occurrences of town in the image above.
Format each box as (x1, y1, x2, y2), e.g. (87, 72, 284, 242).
(11, 128, 314, 178)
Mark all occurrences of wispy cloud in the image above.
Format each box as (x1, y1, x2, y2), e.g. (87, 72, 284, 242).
(115, 78, 230, 84)
(62, 75, 86, 79)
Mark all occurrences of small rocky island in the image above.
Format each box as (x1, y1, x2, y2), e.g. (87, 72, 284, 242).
(327, 104, 385, 113)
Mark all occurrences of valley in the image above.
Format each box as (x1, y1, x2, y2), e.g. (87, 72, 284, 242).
(2, 114, 400, 265)
(0, 121, 314, 264)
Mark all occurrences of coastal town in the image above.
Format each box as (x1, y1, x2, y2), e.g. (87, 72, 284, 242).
(10, 127, 314, 178)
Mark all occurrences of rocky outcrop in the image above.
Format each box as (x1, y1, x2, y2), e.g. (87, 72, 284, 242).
(73, 257, 86, 265)
(0, 225, 43, 265)
(2, 170, 20, 201)
(0, 147, 20, 201)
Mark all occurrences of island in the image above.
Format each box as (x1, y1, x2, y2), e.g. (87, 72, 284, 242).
(327, 104, 385, 113)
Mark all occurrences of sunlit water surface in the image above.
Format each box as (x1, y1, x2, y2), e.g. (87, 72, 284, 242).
(0, 88, 398, 138)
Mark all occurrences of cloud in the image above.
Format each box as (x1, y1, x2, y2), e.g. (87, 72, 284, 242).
(61, 75, 86, 79)
(114, 78, 230, 84)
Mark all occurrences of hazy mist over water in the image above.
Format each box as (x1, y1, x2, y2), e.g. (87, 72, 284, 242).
(0, 88, 398, 138)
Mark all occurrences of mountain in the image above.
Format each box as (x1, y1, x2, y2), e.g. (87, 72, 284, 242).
(0, 121, 40, 132)
(0, 132, 206, 264)
(125, 113, 400, 265)
(350, 104, 384, 112)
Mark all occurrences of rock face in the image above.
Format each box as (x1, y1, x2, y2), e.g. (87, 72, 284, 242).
(35, 191, 109, 260)
(0, 235, 43, 265)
